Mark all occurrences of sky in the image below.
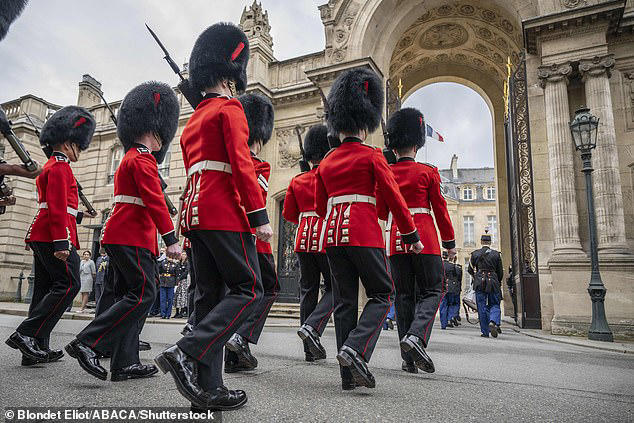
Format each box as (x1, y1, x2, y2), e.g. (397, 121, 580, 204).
(0, 0, 494, 169)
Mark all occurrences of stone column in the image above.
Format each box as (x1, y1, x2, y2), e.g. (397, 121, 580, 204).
(579, 55, 630, 255)
(538, 63, 583, 255)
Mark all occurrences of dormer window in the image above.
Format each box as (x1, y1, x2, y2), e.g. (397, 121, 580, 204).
(485, 186, 496, 200)
(462, 186, 473, 201)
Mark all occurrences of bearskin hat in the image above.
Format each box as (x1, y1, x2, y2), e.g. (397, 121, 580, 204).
(237, 93, 274, 146)
(116, 81, 180, 164)
(39, 106, 96, 157)
(189, 22, 249, 93)
(326, 67, 383, 135)
(0, 0, 28, 41)
(304, 125, 330, 162)
(385, 107, 426, 150)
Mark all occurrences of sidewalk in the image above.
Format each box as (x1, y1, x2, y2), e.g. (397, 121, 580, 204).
(502, 317, 634, 355)
(0, 301, 298, 327)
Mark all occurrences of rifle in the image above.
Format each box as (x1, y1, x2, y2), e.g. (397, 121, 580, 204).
(24, 113, 97, 219)
(315, 87, 340, 149)
(380, 118, 396, 165)
(294, 125, 311, 172)
(145, 24, 203, 109)
(97, 93, 178, 216)
(0, 108, 39, 172)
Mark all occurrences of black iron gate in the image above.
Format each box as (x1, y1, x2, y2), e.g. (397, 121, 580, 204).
(505, 52, 542, 329)
(276, 199, 300, 303)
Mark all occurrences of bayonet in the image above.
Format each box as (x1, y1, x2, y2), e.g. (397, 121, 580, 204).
(294, 125, 311, 172)
(0, 108, 39, 171)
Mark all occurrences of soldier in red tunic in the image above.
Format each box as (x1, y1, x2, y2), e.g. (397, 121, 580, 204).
(284, 124, 333, 362)
(66, 81, 181, 382)
(5, 106, 95, 366)
(377, 107, 456, 374)
(154, 23, 272, 412)
(315, 68, 423, 390)
(225, 93, 279, 372)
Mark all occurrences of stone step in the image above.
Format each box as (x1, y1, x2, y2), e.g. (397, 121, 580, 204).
(270, 302, 300, 319)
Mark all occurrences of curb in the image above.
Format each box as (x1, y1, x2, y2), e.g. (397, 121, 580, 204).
(510, 325, 633, 355)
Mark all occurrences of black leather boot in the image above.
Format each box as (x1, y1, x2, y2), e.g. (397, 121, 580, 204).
(138, 340, 152, 351)
(401, 360, 418, 374)
(336, 345, 375, 388)
(6, 332, 48, 361)
(204, 385, 248, 411)
(111, 363, 158, 381)
(154, 345, 208, 407)
(297, 325, 326, 360)
(181, 323, 193, 336)
(225, 333, 257, 369)
(65, 339, 108, 380)
(399, 334, 435, 373)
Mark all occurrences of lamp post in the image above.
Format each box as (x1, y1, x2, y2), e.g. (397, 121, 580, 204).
(569, 107, 613, 342)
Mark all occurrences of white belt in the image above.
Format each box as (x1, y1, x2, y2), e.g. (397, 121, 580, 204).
(114, 195, 145, 207)
(38, 202, 78, 217)
(187, 160, 232, 177)
(318, 194, 376, 251)
(385, 207, 430, 255)
(299, 211, 319, 220)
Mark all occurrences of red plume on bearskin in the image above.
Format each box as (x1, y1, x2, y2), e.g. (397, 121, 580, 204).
(385, 107, 426, 150)
(116, 81, 180, 164)
(189, 22, 249, 93)
(0, 0, 28, 41)
(237, 93, 274, 147)
(39, 106, 96, 157)
(326, 67, 383, 136)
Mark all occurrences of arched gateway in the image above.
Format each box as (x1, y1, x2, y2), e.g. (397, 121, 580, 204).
(2, 0, 633, 338)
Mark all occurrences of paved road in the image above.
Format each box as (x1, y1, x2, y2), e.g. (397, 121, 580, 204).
(0, 314, 632, 422)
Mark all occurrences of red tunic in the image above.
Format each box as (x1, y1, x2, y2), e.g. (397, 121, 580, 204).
(179, 94, 268, 234)
(251, 153, 272, 254)
(314, 138, 419, 249)
(101, 146, 177, 256)
(282, 168, 326, 253)
(377, 158, 455, 256)
(26, 152, 79, 251)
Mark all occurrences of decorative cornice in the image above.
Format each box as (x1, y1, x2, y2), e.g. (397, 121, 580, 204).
(537, 62, 573, 88)
(579, 54, 616, 80)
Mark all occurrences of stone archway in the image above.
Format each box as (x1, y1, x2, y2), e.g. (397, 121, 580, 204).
(321, 0, 536, 321)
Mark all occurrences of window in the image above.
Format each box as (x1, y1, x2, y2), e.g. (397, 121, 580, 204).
(463, 216, 475, 246)
(485, 186, 496, 200)
(487, 215, 497, 244)
(462, 186, 473, 201)
(107, 146, 123, 184)
(158, 145, 171, 178)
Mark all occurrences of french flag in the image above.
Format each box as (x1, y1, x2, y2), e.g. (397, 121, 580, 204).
(425, 124, 444, 142)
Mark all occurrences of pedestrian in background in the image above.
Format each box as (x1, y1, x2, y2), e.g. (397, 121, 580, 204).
(440, 251, 462, 329)
(174, 252, 190, 318)
(79, 250, 96, 313)
(149, 247, 166, 317)
(94, 249, 109, 307)
(159, 257, 178, 319)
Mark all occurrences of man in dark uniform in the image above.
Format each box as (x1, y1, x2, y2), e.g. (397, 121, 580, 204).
(225, 93, 279, 372)
(506, 265, 518, 324)
(284, 124, 333, 362)
(315, 68, 423, 390)
(159, 257, 179, 319)
(377, 107, 456, 375)
(440, 252, 462, 329)
(154, 23, 272, 412)
(66, 81, 182, 381)
(5, 106, 95, 366)
(468, 231, 504, 338)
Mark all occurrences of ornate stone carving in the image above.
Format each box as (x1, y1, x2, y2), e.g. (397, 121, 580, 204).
(561, 0, 587, 9)
(419, 23, 468, 50)
(622, 71, 634, 131)
(326, 1, 360, 63)
(276, 127, 302, 169)
(240, 1, 273, 47)
(537, 63, 573, 88)
(579, 55, 616, 80)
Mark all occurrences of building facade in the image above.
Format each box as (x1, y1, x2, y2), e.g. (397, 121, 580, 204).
(1, 0, 633, 338)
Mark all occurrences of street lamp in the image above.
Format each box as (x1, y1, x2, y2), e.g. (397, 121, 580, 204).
(569, 107, 613, 342)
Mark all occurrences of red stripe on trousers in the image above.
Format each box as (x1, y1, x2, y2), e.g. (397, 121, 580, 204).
(249, 265, 279, 339)
(34, 260, 72, 337)
(362, 251, 394, 358)
(91, 247, 147, 348)
(197, 233, 258, 361)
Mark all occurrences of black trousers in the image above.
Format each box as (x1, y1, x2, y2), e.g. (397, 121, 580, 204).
(298, 252, 333, 342)
(77, 244, 157, 371)
(185, 246, 196, 325)
(17, 242, 80, 349)
(390, 254, 444, 358)
(326, 246, 393, 364)
(94, 259, 149, 369)
(177, 230, 262, 391)
(236, 252, 279, 344)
